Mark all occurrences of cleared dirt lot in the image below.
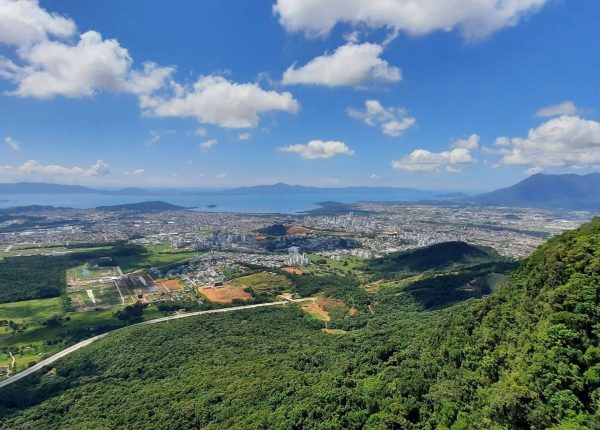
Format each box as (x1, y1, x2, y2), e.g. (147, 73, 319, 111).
(282, 267, 303, 275)
(302, 297, 348, 321)
(156, 279, 184, 292)
(197, 284, 252, 304)
(302, 302, 330, 321)
(286, 225, 312, 234)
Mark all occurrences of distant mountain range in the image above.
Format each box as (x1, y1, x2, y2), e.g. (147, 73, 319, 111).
(222, 183, 436, 196)
(0, 182, 99, 194)
(0, 182, 434, 196)
(1, 174, 600, 210)
(95, 201, 192, 212)
(473, 173, 600, 210)
(0, 182, 186, 195)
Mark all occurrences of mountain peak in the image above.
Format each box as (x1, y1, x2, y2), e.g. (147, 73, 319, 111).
(476, 172, 600, 209)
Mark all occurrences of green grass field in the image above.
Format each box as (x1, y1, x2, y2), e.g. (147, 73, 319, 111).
(0, 297, 63, 325)
(114, 246, 197, 272)
(68, 284, 123, 309)
(67, 265, 118, 281)
(0, 306, 122, 372)
(1, 244, 112, 261)
(306, 254, 368, 280)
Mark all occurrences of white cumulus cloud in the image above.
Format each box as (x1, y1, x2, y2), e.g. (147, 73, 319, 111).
(0, 0, 76, 47)
(392, 148, 473, 172)
(496, 115, 600, 170)
(279, 140, 354, 159)
(18, 159, 110, 177)
(1, 31, 173, 99)
(274, 0, 548, 41)
(347, 99, 415, 136)
(282, 43, 400, 87)
(200, 139, 218, 151)
(535, 101, 580, 118)
(0, 1, 297, 132)
(451, 134, 480, 149)
(141, 75, 299, 128)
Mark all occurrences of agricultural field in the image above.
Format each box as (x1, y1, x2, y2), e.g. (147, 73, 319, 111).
(197, 284, 252, 304)
(155, 278, 185, 293)
(67, 282, 123, 310)
(117, 274, 160, 304)
(66, 263, 123, 310)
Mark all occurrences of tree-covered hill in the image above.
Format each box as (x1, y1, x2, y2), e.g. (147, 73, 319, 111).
(365, 241, 509, 278)
(256, 223, 288, 236)
(1, 220, 600, 429)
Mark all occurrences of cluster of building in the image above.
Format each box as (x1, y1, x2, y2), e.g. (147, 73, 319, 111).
(287, 247, 309, 267)
(0, 203, 592, 261)
(178, 251, 290, 287)
(298, 204, 589, 258)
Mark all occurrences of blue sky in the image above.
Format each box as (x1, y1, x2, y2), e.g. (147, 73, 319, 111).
(0, 0, 599, 190)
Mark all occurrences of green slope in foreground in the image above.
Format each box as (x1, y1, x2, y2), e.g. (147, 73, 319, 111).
(1, 219, 600, 429)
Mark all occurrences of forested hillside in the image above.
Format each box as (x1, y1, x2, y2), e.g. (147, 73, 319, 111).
(365, 241, 510, 279)
(1, 220, 599, 429)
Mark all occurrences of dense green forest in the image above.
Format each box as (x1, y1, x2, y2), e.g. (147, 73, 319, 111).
(0, 255, 74, 303)
(1, 220, 600, 429)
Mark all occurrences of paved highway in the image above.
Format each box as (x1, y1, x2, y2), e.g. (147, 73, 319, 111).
(0, 300, 308, 389)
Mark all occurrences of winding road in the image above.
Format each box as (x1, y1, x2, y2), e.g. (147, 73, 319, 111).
(0, 299, 309, 389)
